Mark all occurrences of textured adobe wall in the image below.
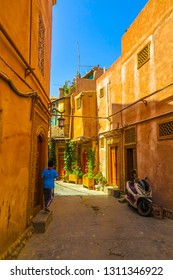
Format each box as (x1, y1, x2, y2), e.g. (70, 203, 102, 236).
(0, 0, 53, 257)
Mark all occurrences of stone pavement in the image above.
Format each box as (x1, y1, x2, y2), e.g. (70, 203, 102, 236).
(17, 183, 173, 260)
(54, 180, 107, 196)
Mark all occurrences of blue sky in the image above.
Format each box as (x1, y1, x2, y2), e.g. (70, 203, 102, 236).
(50, 0, 148, 97)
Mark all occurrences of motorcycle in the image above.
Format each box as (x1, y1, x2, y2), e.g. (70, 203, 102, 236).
(125, 170, 152, 216)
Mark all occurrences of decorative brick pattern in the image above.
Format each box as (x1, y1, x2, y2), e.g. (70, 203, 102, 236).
(38, 12, 45, 75)
(28, 101, 49, 221)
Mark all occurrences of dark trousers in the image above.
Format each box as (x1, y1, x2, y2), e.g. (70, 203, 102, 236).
(44, 188, 54, 208)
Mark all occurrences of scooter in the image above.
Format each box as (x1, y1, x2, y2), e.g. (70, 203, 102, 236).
(125, 170, 152, 216)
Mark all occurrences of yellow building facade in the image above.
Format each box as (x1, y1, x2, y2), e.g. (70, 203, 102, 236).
(97, 0, 173, 213)
(50, 67, 104, 181)
(0, 0, 55, 258)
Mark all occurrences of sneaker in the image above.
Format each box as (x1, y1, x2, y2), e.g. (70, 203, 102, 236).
(45, 207, 50, 212)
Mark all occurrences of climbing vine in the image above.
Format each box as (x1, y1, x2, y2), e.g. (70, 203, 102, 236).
(64, 140, 76, 174)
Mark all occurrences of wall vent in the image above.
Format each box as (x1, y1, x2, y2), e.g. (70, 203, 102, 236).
(100, 87, 106, 98)
(76, 97, 81, 109)
(158, 120, 173, 140)
(125, 127, 136, 144)
(137, 43, 150, 69)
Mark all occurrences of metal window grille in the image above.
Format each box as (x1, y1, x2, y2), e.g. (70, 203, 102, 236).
(125, 127, 136, 144)
(137, 43, 150, 69)
(38, 12, 45, 75)
(158, 120, 173, 139)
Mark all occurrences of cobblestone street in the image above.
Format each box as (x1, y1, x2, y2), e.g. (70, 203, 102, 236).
(17, 182, 173, 260)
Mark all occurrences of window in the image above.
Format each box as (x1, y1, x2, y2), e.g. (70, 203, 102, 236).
(100, 86, 106, 98)
(137, 43, 150, 69)
(38, 12, 45, 75)
(158, 120, 173, 140)
(76, 97, 81, 109)
(125, 127, 136, 144)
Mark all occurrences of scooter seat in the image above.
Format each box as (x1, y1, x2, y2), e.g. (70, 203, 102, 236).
(138, 180, 150, 192)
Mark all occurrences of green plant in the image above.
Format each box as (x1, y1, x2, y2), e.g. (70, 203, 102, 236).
(83, 147, 96, 178)
(48, 140, 56, 167)
(63, 80, 76, 96)
(73, 167, 83, 179)
(94, 172, 107, 185)
(63, 172, 69, 180)
(64, 140, 76, 174)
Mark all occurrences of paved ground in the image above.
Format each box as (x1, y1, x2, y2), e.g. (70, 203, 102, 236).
(54, 181, 107, 196)
(17, 182, 173, 260)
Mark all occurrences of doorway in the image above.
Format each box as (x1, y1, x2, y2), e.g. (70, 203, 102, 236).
(109, 146, 118, 185)
(34, 135, 44, 213)
(58, 155, 65, 180)
(125, 146, 137, 181)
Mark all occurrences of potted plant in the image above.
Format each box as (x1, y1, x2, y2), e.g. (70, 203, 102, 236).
(73, 166, 83, 183)
(83, 148, 96, 189)
(94, 172, 107, 191)
(63, 172, 70, 182)
(68, 144, 83, 184)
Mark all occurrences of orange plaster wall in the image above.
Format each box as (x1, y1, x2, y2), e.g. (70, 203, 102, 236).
(0, 0, 53, 256)
(0, 81, 32, 254)
(0, 0, 52, 105)
(121, 0, 173, 209)
(96, 0, 173, 209)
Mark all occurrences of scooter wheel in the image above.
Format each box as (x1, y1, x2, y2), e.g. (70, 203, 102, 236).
(137, 199, 152, 217)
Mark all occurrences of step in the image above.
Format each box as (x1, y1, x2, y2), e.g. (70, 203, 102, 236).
(32, 210, 53, 233)
(104, 186, 121, 197)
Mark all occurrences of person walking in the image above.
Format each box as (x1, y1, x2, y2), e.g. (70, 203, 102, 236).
(41, 161, 58, 212)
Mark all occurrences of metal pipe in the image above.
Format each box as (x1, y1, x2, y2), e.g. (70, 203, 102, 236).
(29, 0, 33, 65)
(109, 81, 173, 118)
(52, 113, 109, 120)
(99, 110, 173, 135)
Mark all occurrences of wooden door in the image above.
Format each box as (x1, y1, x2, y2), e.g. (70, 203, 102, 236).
(34, 135, 44, 211)
(110, 146, 118, 185)
(58, 155, 65, 179)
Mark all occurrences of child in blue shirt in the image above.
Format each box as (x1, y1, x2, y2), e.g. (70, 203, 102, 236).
(42, 161, 58, 212)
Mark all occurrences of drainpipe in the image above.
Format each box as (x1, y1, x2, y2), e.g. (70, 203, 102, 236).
(29, 0, 33, 65)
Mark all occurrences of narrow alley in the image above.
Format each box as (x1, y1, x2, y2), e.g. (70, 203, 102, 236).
(17, 182, 173, 260)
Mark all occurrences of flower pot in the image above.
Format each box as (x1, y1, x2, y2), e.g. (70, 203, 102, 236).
(68, 173, 78, 184)
(83, 176, 95, 189)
